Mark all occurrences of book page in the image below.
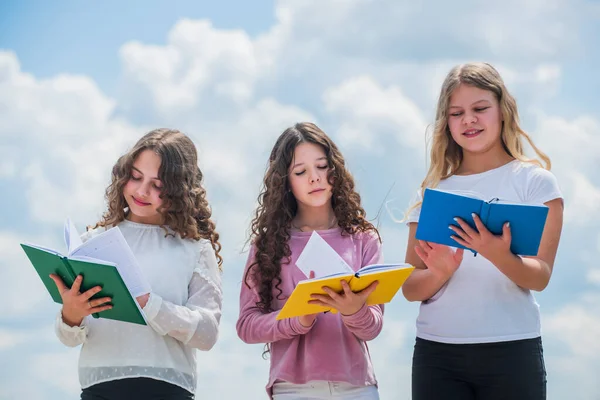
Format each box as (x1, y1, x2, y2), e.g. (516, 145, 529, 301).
(358, 263, 412, 275)
(295, 231, 354, 278)
(69, 227, 151, 297)
(64, 217, 83, 253)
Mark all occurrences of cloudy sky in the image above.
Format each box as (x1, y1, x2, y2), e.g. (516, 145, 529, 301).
(1, 0, 599, 399)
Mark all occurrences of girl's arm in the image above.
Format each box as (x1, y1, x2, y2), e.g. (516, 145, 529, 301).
(236, 247, 314, 344)
(142, 241, 222, 351)
(340, 303, 383, 341)
(236, 284, 314, 344)
(402, 223, 463, 302)
(453, 198, 563, 291)
(55, 312, 89, 347)
(236, 252, 315, 344)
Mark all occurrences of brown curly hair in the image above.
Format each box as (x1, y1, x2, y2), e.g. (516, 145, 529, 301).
(245, 122, 379, 313)
(94, 128, 223, 268)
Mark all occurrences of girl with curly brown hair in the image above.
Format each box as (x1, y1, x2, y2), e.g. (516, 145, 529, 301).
(236, 122, 384, 399)
(49, 128, 223, 400)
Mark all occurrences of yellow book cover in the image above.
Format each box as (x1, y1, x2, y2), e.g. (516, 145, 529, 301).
(276, 263, 415, 320)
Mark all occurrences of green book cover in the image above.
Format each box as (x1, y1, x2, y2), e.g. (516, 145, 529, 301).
(21, 244, 147, 325)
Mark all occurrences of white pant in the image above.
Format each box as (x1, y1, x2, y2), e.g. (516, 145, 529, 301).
(272, 380, 380, 399)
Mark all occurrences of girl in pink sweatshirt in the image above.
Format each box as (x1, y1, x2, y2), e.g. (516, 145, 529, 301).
(236, 122, 383, 399)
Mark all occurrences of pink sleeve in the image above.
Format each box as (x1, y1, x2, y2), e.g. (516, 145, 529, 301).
(341, 232, 384, 341)
(236, 246, 314, 344)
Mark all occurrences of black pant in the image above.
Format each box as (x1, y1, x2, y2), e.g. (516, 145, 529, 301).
(81, 377, 195, 400)
(412, 337, 546, 400)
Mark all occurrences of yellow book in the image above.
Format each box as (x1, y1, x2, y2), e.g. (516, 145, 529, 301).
(276, 263, 415, 320)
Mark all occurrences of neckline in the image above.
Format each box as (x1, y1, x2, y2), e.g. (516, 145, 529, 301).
(120, 219, 165, 229)
(290, 226, 342, 237)
(451, 159, 519, 179)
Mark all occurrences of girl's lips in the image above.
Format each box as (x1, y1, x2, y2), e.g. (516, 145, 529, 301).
(463, 129, 483, 138)
(309, 188, 325, 194)
(133, 197, 151, 206)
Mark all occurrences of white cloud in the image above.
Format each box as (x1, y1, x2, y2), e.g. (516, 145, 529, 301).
(31, 351, 81, 395)
(324, 76, 428, 152)
(587, 268, 600, 286)
(545, 304, 600, 357)
(0, 232, 55, 317)
(119, 19, 261, 114)
(1, 1, 599, 399)
(0, 329, 26, 350)
(543, 299, 600, 399)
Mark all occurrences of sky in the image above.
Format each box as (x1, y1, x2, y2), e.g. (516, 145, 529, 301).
(1, 0, 599, 399)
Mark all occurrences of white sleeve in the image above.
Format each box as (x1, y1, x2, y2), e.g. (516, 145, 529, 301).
(526, 167, 563, 205)
(405, 188, 423, 225)
(142, 241, 222, 351)
(54, 311, 88, 347)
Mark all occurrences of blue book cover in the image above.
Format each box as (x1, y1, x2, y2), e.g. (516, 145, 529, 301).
(415, 188, 549, 256)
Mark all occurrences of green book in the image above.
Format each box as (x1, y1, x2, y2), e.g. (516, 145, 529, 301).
(21, 219, 149, 325)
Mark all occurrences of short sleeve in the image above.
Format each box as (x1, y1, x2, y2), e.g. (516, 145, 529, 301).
(526, 167, 563, 205)
(405, 189, 423, 225)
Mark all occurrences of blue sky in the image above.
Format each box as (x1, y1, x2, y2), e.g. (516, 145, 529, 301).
(1, 1, 599, 399)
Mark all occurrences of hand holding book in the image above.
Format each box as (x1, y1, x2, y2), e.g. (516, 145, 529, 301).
(308, 278, 379, 316)
(416, 188, 549, 256)
(49, 274, 113, 327)
(449, 213, 513, 262)
(298, 271, 319, 327)
(276, 232, 415, 320)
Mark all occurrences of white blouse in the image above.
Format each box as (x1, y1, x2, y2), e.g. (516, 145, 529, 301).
(55, 219, 223, 394)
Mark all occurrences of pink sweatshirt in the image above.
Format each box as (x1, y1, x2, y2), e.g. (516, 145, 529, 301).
(236, 227, 384, 397)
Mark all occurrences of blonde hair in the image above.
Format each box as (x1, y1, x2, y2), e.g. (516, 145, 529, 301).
(418, 62, 551, 197)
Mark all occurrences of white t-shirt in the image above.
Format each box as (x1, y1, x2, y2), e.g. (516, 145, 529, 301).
(55, 219, 223, 393)
(407, 160, 562, 344)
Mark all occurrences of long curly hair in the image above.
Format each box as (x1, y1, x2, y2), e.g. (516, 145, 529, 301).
(245, 122, 379, 313)
(94, 128, 223, 268)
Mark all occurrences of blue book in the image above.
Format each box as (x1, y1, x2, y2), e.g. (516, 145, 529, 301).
(415, 188, 549, 256)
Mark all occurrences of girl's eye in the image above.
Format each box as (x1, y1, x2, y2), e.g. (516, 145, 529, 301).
(294, 171, 306, 176)
(450, 112, 462, 117)
(153, 184, 162, 190)
(317, 165, 328, 170)
(475, 107, 489, 112)
(131, 176, 142, 181)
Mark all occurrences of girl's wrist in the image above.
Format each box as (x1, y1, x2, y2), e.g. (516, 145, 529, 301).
(61, 309, 83, 327)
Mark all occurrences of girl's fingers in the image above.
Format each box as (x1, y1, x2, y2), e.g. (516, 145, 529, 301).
(91, 304, 113, 313)
(454, 217, 477, 238)
(89, 297, 112, 308)
(49, 274, 68, 295)
(82, 286, 104, 300)
(450, 235, 469, 247)
(71, 275, 83, 293)
(419, 240, 432, 251)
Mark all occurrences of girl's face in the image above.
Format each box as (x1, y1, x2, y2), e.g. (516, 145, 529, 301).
(123, 149, 164, 225)
(447, 83, 504, 155)
(288, 142, 333, 211)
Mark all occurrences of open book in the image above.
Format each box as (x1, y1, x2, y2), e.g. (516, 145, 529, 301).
(20, 218, 150, 325)
(416, 188, 549, 256)
(276, 232, 415, 320)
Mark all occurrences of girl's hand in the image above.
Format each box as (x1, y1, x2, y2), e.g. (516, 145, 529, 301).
(49, 274, 113, 327)
(298, 271, 319, 327)
(309, 279, 379, 316)
(450, 214, 512, 261)
(415, 240, 464, 280)
(136, 293, 150, 308)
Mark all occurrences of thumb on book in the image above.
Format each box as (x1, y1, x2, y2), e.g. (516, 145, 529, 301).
(502, 222, 512, 244)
